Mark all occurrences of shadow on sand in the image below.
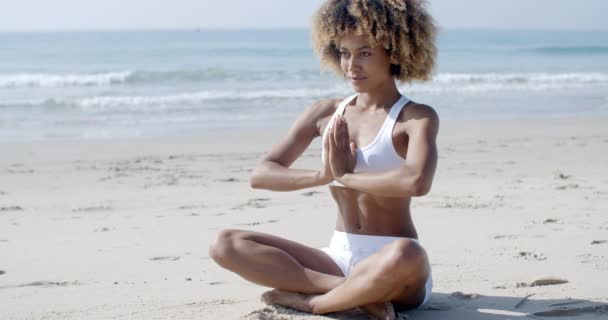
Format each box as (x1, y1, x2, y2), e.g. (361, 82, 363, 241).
(243, 292, 607, 320)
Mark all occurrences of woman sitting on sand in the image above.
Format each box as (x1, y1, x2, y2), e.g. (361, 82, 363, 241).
(210, 0, 438, 319)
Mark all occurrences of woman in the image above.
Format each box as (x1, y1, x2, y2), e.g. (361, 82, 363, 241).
(209, 1, 438, 319)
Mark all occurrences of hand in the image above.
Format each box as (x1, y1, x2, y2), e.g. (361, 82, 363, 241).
(318, 135, 334, 185)
(328, 115, 357, 180)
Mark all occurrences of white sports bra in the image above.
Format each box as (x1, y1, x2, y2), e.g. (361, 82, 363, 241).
(321, 94, 410, 187)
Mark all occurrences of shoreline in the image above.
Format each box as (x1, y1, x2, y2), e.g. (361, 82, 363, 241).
(2, 113, 608, 145)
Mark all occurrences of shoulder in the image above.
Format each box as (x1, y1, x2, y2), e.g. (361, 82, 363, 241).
(401, 102, 440, 135)
(306, 98, 343, 133)
(308, 98, 342, 118)
(286, 98, 343, 139)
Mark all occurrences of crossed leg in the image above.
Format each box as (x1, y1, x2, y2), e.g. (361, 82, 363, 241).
(209, 229, 430, 320)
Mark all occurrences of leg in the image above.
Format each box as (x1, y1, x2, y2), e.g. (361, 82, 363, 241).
(263, 238, 430, 316)
(209, 229, 344, 294)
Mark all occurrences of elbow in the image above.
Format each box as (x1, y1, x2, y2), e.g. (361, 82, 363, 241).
(410, 177, 432, 197)
(249, 168, 264, 189)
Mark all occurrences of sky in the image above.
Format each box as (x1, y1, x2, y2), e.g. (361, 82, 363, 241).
(1, 0, 607, 31)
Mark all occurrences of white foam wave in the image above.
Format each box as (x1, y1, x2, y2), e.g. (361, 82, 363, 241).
(402, 72, 608, 93)
(0, 87, 344, 112)
(0, 71, 132, 88)
(2, 71, 606, 90)
(434, 72, 608, 84)
(2, 72, 607, 111)
(75, 88, 340, 111)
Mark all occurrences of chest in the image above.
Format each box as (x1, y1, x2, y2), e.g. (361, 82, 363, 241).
(338, 108, 410, 160)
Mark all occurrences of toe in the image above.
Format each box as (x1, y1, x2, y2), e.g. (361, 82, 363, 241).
(260, 289, 279, 305)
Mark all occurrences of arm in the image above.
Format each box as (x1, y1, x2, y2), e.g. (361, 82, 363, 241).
(249, 99, 338, 191)
(333, 104, 439, 197)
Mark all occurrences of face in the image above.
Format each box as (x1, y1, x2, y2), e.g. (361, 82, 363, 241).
(338, 34, 393, 93)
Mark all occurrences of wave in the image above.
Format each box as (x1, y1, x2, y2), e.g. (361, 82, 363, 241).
(2, 72, 607, 111)
(433, 72, 608, 84)
(0, 71, 132, 88)
(0, 88, 345, 112)
(0, 69, 321, 88)
(423, 72, 608, 92)
(525, 45, 608, 55)
(3, 70, 607, 89)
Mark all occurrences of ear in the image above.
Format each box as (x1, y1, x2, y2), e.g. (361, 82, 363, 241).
(350, 141, 357, 158)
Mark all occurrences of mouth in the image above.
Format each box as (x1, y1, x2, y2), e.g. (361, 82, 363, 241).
(349, 75, 367, 82)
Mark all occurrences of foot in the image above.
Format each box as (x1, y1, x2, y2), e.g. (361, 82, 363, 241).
(261, 289, 317, 314)
(360, 301, 396, 320)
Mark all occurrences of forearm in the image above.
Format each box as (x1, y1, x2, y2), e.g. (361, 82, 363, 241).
(338, 169, 428, 198)
(250, 161, 326, 191)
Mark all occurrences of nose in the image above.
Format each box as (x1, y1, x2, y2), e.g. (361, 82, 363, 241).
(347, 56, 360, 73)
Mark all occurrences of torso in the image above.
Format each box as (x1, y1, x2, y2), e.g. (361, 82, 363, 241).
(316, 96, 419, 239)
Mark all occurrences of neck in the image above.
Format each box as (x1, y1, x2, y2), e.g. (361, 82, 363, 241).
(355, 80, 401, 111)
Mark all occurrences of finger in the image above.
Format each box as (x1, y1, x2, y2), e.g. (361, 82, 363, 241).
(350, 141, 357, 158)
(328, 125, 336, 155)
(333, 117, 341, 151)
(338, 116, 347, 151)
(323, 134, 329, 162)
(341, 117, 350, 149)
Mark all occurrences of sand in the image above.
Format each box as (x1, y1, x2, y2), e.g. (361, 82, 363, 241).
(1, 116, 607, 319)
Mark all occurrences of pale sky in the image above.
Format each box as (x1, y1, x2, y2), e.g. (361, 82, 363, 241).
(1, 0, 607, 31)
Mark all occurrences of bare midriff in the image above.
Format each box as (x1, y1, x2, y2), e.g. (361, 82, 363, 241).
(329, 187, 417, 239)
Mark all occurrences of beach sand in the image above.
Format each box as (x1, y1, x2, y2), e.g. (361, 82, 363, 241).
(1, 116, 607, 319)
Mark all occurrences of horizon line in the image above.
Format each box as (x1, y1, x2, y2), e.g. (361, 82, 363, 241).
(1, 26, 608, 33)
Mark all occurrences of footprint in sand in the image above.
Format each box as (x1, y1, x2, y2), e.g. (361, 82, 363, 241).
(150, 256, 180, 261)
(543, 218, 558, 224)
(555, 183, 579, 190)
(450, 291, 480, 299)
(554, 171, 572, 180)
(591, 240, 607, 245)
(494, 235, 518, 240)
(6, 164, 35, 174)
(177, 204, 207, 210)
(214, 177, 240, 183)
(237, 221, 263, 226)
(0, 270, 5, 275)
(532, 304, 608, 317)
(232, 198, 271, 210)
(13, 281, 81, 288)
(180, 299, 241, 308)
(237, 219, 279, 227)
(516, 251, 547, 261)
(72, 206, 112, 213)
(1, 206, 23, 212)
(517, 277, 568, 288)
(301, 191, 323, 197)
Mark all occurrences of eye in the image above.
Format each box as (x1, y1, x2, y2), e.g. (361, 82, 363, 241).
(339, 51, 350, 58)
(360, 51, 371, 57)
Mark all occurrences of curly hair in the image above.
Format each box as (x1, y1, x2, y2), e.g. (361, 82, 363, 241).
(311, 0, 437, 83)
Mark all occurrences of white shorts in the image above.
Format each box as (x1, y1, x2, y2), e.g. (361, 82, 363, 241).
(320, 230, 433, 308)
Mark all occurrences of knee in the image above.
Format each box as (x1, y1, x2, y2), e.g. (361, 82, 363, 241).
(209, 229, 242, 267)
(377, 239, 428, 280)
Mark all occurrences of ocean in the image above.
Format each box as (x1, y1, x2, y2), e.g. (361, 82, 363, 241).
(1, 29, 607, 141)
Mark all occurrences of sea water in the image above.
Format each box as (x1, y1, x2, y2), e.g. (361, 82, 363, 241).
(1, 29, 607, 141)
